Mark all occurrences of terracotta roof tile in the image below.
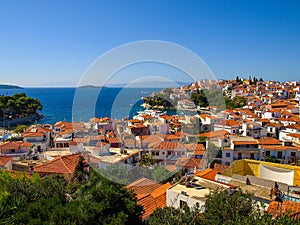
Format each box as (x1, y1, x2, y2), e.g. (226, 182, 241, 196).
(126, 178, 161, 197)
(213, 163, 229, 173)
(258, 137, 281, 145)
(267, 201, 300, 218)
(34, 153, 82, 174)
(215, 119, 241, 127)
(150, 141, 186, 150)
(195, 169, 217, 180)
(0, 156, 11, 166)
(175, 157, 202, 169)
(23, 132, 45, 137)
(106, 137, 122, 143)
(185, 143, 205, 152)
(127, 179, 170, 219)
(0, 141, 31, 150)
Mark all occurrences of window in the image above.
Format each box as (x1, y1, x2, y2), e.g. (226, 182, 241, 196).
(277, 151, 283, 159)
(226, 153, 231, 157)
(180, 200, 187, 209)
(225, 162, 230, 166)
(266, 151, 270, 156)
(291, 152, 296, 157)
(238, 152, 242, 159)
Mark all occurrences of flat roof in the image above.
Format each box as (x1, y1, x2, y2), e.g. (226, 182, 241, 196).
(91, 148, 140, 164)
(169, 176, 229, 200)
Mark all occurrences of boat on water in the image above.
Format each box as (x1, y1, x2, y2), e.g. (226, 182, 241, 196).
(133, 109, 166, 119)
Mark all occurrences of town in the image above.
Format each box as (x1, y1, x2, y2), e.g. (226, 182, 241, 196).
(1, 77, 300, 221)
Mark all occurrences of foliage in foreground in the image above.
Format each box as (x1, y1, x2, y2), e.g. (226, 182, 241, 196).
(148, 189, 299, 225)
(0, 170, 143, 225)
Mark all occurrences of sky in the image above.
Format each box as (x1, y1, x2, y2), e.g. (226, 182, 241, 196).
(0, 0, 299, 87)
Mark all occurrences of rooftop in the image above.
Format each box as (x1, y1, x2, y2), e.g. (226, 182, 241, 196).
(169, 176, 230, 201)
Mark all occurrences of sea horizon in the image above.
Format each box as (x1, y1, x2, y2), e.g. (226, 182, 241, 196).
(0, 87, 165, 126)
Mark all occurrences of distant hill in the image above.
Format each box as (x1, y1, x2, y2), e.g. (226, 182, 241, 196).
(78, 85, 106, 89)
(0, 84, 23, 89)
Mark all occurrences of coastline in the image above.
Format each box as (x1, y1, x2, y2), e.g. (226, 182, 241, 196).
(0, 113, 44, 128)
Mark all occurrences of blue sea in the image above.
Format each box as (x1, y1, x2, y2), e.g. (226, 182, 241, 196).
(0, 87, 163, 125)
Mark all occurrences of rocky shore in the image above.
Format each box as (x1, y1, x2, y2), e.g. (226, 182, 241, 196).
(0, 113, 44, 128)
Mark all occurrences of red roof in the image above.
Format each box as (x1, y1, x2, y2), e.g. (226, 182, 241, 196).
(34, 153, 82, 174)
(127, 178, 162, 196)
(164, 134, 181, 140)
(215, 119, 241, 127)
(23, 132, 44, 137)
(175, 157, 202, 169)
(233, 141, 258, 145)
(150, 141, 186, 150)
(258, 137, 281, 145)
(198, 130, 229, 139)
(267, 201, 300, 218)
(0, 156, 11, 166)
(0, 141, 32, 150)
(127, 178, 170, 219)
(195, 168, 217, 180)
(106, 137, 122, 143)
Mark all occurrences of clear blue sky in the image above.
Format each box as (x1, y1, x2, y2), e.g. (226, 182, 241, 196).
(0, 0, 299, 87)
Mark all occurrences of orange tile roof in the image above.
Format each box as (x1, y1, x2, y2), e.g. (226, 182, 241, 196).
(258, 137, 281, 145)
(106, 137, 122, 143)
(139, 134, 164, 144)
(265, 123, 283, 127)
(198, 130, 229, 139)
(185, 143, 205, 152)
(267, 201, 300, 218)
(126, 178, 162, 197)
(69, 141, 80, 146)
(128, 119, 143, 123)
(142, 114, 154, 119)
(175, 157, 202, 169)
(0, 141, 32, 150)
(195, 168, 217, 180)
(164, 134, 181, 140)
(233, 141, 258, 145)
(90, 135, 105, 141)
(287, 133, 300, 138)
(213, 163, 229, 173)
(127, 178, 170, 219)
(260, 145, 300, 150)
(286, 124, 300, 130)
(215, 119, 241, 127)
(23, 132, 45, 137)
(150, 141, 186, 150)
(260, 118, 270, 123)
(34, 153, 82, 174)
(0, 156, 11, 166)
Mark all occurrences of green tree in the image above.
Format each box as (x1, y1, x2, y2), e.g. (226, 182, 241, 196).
(148, 205, 202, 225)
(0, 169, 144, 225)
(139, 153, 155, 168)
(152, 166, 173, 183)
(97, 163, 130, 185)
(14, 125, 28, 133)
(225, 96, 247, 109)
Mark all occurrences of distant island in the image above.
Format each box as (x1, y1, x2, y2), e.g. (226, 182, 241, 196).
(0, 84, 23, 89)
(78, 85, 106, 89)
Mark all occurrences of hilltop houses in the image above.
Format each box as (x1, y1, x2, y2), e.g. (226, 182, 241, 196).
(1, 78, 300, 220)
